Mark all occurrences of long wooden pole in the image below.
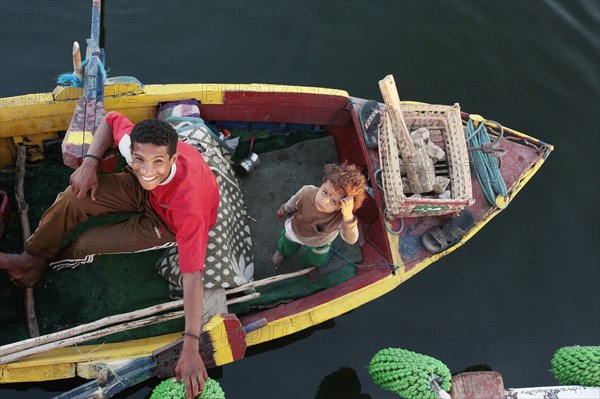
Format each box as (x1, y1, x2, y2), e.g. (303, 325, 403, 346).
(225, 266, 315, 295)
(0, 292, 260, 364)
(378, 75, 416, 157)
(0, 299, 185, 356)
(379, 75, 434, 193)
(1, 266, 306, 356)
(0, 311, 185, 364)
(15, 145, 40, 338)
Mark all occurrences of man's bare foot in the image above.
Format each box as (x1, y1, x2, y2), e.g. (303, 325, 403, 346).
(271, 251, 285, 270)
(0, 252, 49, 287)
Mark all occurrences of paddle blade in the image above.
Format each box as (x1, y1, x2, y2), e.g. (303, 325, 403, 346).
(153, 313, 248, 378)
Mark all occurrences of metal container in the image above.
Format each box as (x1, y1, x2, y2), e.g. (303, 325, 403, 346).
(235, 152, 260, 177)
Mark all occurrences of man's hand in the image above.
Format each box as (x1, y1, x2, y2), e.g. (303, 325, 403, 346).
(70, 158, 100, 200)
(340, 196, 354, 221)
(175, 343, 208, 399)
(180, 271, 206, 399)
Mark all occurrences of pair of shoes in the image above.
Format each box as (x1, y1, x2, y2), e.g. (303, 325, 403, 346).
(421, 211, 474, 253)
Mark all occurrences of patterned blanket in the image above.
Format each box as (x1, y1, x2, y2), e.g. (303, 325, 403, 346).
(155, 102, 254, 297)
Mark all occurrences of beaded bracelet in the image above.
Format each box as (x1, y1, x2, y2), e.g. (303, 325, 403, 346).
(183, 332, 202, 342)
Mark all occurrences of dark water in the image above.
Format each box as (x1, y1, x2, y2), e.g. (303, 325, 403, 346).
(1, 1, 599, 398)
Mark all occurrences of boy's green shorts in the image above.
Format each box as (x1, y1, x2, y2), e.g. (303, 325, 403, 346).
(277, 229, 331, 267)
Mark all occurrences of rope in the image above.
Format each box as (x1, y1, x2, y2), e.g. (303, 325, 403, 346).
(369, 347, 451, 399)
(56, 57, 108, 88)
(465, 119, 508, 207)
(150, 378, 225, 399)
(371, 170, 404, 235)
(383, 208, 404, 235)
(328, 245, 402, 274)
(551, 346, 600, 386)
(317, 239, 401, 274)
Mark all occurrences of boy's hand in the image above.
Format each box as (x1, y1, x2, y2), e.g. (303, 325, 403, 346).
(276, 209, 286, 220)
(340, 196, 354, 221)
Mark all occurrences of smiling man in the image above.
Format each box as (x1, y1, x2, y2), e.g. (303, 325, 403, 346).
(0, 111, 219, 398)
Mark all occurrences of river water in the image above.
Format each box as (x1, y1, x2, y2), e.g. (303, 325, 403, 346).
(0, 1, 598, 398)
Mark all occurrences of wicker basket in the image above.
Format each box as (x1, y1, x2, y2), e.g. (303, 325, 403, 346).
(378, 102, 473, 218)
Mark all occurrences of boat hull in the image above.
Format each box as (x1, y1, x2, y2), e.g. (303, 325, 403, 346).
(0, 81, 552, 383)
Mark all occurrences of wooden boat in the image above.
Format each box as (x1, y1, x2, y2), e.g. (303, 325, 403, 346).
(0, 3, 552, 392)
(0, 75, 552, 386)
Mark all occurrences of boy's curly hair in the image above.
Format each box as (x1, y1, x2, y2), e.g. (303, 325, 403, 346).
(322, 161, 367, 211)
(131, 118, 178, 157)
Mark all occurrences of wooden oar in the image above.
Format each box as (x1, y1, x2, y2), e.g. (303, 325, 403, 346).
(54, 314, 267, 399)
(61, 0, 118, 172)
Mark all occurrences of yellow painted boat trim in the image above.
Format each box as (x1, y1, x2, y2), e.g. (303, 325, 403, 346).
(205, 314, 234, 365)
(0, 333, 181, 383)
(63, 131, 94, 145)
(246, 271, 402, 345)
(0, 83, 349, 141)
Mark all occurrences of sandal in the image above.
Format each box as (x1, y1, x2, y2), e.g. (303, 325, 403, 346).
(359, 100, 382, 149)
(421, 211, 474, 253)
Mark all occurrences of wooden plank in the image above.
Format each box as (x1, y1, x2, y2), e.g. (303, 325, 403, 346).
(378, 76, 415, 156)
(54, 356, 156, 399)
(0, 362, 77, 383)
(450, 372, 506, 399)
(379, 75, 434, 193)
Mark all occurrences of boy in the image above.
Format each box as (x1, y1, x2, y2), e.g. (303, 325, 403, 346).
(271, 162, 367, 273)
(0, 111, 219, 398)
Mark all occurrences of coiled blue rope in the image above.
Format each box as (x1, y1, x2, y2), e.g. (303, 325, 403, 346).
(56, 57, 108, 88)
(465, 119, 508, 207)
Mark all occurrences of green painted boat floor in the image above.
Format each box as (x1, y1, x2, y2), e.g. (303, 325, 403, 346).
(0, 131, 361, 346)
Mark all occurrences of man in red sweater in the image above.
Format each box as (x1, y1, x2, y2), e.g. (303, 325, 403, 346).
(0, 111, 219, 398)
